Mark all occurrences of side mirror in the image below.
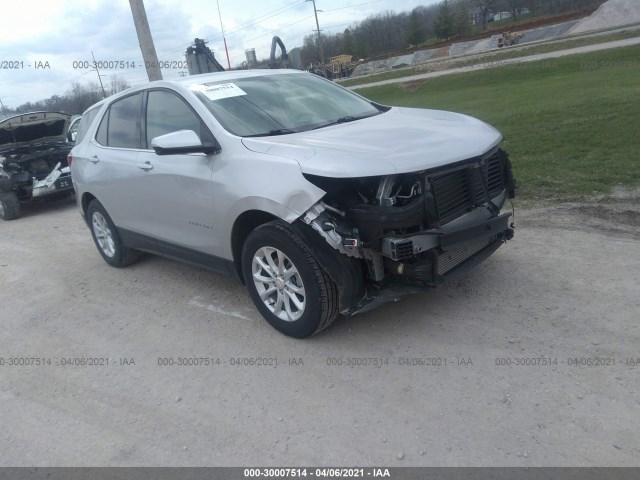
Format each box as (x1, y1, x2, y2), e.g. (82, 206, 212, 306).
(151, 130, 219, 156)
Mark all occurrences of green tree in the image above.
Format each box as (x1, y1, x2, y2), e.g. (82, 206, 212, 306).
(405, 9, 426, 46)
(454, 0, 471, 36)
(434, 0, 455, 39)
(353, 35, 368, 60)
(342, 28, 354, 55)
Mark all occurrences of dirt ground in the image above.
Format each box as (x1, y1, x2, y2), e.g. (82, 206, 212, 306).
(568, 0, 640, 35)
(0, 191, 638, 467)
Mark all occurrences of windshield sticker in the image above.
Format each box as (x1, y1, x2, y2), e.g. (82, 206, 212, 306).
(190, 83, 247, 101)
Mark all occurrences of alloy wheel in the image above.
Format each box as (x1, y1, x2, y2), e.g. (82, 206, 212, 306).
(92, 211, 116, 257)
(251, 246, 306, 322)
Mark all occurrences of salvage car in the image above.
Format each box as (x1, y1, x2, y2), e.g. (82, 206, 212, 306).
(70, 70, 516, 337)
(0, 112, 74, 220)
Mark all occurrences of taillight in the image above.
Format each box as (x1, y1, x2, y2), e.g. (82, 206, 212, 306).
(67, 154, 73, 167)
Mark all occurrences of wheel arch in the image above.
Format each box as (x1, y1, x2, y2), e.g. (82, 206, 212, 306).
(231, 209, 279, 284)
(232, 209, 366, 313)
(290, 220, 366, 313)
(81, 192, 98, 218)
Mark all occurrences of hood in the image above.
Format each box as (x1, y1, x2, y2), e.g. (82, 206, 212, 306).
(0, 112, 71, 149)
(241, 107, 502, 177)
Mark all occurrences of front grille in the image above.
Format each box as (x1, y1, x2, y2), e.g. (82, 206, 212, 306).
(427, 150, 505, 225)
(437, 236, 494, 275)
(382, 236, 416, 261)
(394, 240, 413, 260)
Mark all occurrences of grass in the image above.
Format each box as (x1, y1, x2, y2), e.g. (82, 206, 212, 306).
(356, 45, 640, 202)
(340, 69, 422, 87)
(417, 37, 440, 48)
(339, 28, 640, 88)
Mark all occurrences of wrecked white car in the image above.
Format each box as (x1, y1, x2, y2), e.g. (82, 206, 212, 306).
(0, 112, 74, 220)
(71, 70, 516, 337)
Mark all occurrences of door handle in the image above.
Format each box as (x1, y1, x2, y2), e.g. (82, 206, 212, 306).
(137, 161, 153, 171)
(89, 155, 100, 164)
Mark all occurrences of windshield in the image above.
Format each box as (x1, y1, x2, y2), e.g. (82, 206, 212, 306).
(190, 73, 383, 137)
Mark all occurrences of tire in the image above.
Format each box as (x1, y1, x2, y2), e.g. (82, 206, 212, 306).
(87, 200, 141, 267)
(0, 191, 21, 220)
(242, 220, 340, 338)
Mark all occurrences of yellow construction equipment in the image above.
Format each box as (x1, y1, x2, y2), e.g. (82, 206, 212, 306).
(498, 31, 524, 48)
(326, 54, 361, 78)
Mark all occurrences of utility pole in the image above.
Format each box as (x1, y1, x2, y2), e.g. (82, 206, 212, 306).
(128, 0, 163, 81)
(91, 51, 107, 98)
(216, 0, 232, 70)
(306, 0, 325, 72)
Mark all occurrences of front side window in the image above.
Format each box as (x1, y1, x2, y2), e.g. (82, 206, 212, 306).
(145, 90, 204, 147)
(190, 73, 384, 137)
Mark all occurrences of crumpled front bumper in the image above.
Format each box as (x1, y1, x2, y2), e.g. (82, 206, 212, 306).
(350, 212, 514, 315)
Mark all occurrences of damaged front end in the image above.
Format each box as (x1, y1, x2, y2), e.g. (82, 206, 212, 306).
(300, 148, 516, 315)
(0, 112, 74, 213)
(0, 148, 73, 201)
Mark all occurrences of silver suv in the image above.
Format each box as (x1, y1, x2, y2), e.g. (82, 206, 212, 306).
(71, 70, 516, 337)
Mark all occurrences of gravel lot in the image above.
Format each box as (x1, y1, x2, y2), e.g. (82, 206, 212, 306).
(568, 0, 640, 35)
(0, 193, 638, 466)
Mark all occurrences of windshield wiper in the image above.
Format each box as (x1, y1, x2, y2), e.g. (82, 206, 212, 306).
(244, 128, 296, 138)
(333, 114, 378, 124)
(312, 112, 380, 130)
(335, 115, 361, 123)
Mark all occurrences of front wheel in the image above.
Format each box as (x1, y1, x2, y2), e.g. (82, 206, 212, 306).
(0, 190, 21, 220)
(242, 221, 340, 338)
(87, 200, 141, 267)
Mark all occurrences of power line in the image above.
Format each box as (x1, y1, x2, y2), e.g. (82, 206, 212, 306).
(242, 15, 314, 45)
(321, 0, 384, 13)
(2, 0, 380, 106)
(226, 30, 311, 64)
(220, 13, 318, 65)
(100, 1, 305, 70)
(221, 0, 304, 37)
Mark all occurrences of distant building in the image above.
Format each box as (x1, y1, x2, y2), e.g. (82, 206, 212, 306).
(470, 6, 531, 25)
(493, 11, 511, 21)
(493, 8, 530, 22)
(469, 6, 484, 25)
(469, 6, 493, 26)
(245, 48, 258, 68)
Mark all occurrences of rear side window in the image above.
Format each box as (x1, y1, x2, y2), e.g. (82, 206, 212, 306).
(94, 93, 143, 148)
(145, 90, 204, 147)
(96, 114, 108, 145)
(75, 106, 100, 144)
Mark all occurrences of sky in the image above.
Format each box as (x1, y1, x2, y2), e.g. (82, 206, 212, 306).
(0, 0, 438, 109)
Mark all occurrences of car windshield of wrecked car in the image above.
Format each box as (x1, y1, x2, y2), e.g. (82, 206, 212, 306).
(190, 73, 383, 137)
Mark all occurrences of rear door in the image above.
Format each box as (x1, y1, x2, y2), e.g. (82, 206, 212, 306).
(83, 92, 149, 233)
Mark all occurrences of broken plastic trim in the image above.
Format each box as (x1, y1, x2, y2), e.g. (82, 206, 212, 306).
(302, 201, 362, 259)
(291, 221, 366, 313)
(31, 162, 71, 197)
